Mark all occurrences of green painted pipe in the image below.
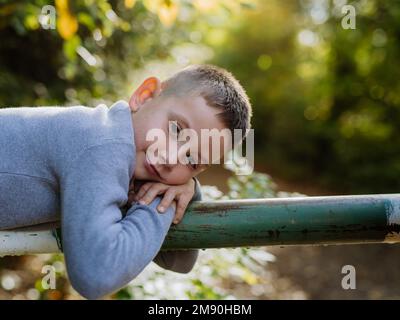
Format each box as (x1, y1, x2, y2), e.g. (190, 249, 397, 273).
(1, 194, 399, 256)
(162, 194, 400, 249)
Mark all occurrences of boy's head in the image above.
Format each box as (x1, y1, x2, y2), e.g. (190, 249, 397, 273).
(129, 64, 252, 185)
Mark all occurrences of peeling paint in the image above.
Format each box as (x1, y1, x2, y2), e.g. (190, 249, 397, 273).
(384, 231, 400, 244)
(386, 197, 400, 226)
(384, 197, 400, 243)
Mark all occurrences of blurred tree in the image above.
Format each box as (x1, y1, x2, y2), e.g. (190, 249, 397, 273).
(1, 0, 398, 192)
(210, 0, 400, 193)
(0, 0, 254, 106)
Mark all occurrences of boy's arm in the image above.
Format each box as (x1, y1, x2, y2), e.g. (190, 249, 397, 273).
(60, 142, 175, 300)
(152, 178, 201, 273)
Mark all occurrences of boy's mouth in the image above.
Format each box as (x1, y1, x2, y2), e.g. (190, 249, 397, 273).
(145, 154, 162, 179)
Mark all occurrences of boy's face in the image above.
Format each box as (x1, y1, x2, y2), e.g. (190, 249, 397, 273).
(129, 77, 229, 185)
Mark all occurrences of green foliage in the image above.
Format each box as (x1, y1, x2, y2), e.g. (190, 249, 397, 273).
(210, 0, 400, 193)
(3, 0, 396, 192)
(1, 0, 399, 300)
(0, 0, 247, 107)
(186, 279, 226, 299)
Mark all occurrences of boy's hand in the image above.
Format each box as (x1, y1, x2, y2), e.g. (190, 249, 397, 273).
(127, 179, 136, 204)
(133, 179, 196, 224)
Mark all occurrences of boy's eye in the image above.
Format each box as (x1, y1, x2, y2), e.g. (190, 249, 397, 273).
(169, 121, 182, 137)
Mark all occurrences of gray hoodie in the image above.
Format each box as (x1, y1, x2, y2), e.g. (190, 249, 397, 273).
(0, 100, 200, 299)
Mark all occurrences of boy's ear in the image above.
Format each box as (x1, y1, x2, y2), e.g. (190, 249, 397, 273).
(129, 77, 161, 112)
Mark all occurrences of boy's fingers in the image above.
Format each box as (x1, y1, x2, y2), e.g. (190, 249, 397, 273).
(140, 184, 166, 205)
(135, 183, 153, 200)
(170, 200, 177, 211)
(173, 197, 190, 224)
(157, 189, 176, 213)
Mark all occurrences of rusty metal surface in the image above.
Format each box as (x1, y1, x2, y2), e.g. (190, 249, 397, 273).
(1, 194, 399, 256)
(162, 194, 400, 249)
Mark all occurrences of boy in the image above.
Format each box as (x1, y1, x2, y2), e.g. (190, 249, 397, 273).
(0, 64, 252, 299)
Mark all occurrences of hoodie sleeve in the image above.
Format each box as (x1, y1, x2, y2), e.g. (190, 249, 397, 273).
(152, 177, 202, 273)
(60, 142, 175, 299)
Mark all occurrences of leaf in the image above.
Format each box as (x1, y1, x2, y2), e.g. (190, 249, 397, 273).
(157, 1, 179, 27)
(124, 0, 137, 9)
(78, 12, 96, 31)
(56, 0, 69, 11)
(56, 0, 78, 39)
(62, 35, 81, 61)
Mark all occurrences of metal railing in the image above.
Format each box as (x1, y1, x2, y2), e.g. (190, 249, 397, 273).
(1, 194, 399, 257)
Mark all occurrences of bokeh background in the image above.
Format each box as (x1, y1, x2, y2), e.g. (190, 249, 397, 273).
(0, 0, 400, 299)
